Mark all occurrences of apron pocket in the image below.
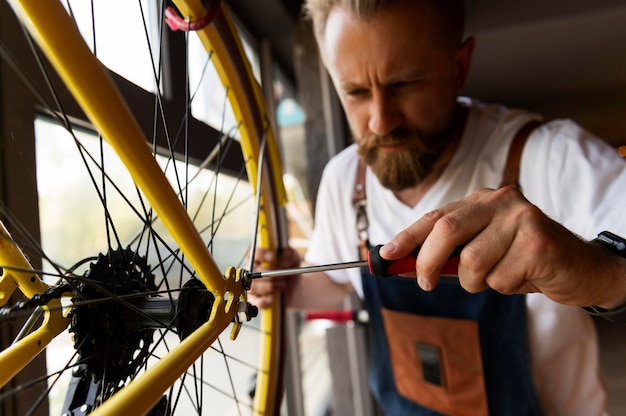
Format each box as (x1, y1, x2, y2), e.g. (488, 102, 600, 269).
(381, 308, 489, 416)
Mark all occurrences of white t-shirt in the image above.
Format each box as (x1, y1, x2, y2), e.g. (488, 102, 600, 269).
(305, 98, 626, 415)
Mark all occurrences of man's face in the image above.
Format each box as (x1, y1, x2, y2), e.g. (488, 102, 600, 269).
(321, 3, 468, 191)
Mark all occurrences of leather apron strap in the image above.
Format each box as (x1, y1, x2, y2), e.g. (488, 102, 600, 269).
(353, 159, 369, 260)
(500, 120, 542, 189)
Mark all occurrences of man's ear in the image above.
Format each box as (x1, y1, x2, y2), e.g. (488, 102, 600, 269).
(454, 36, 475, 93)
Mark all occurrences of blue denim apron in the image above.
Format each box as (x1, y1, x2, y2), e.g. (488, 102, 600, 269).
(361, 268, 543, 415)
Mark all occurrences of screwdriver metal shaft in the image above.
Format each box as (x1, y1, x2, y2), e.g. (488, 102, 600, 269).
(247, 259, 368, 279)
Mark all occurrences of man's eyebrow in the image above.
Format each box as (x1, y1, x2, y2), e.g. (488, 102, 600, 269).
(339, 69, 430, 90)
(385, 69, 429, 83)
(340, 81, 366, 91)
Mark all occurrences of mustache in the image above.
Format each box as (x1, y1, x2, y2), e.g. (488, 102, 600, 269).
(360, 130, 420, 148)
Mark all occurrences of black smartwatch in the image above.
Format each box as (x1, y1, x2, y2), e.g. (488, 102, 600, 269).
(594, 231, 626, 256)
(583, 231, 626, 324)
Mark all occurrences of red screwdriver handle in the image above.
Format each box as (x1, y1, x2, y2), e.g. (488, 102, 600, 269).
(368, 244, 462, 278)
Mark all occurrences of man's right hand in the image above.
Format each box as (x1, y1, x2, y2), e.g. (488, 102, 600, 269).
(379, 186, 626, 309)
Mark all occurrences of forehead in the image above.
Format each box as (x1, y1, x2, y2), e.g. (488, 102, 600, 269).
(322, 3, 447, 81)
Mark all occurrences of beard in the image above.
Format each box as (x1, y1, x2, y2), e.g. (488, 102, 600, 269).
(356, 124, 455, 192)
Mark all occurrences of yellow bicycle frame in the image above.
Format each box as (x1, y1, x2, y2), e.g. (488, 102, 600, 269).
(2, 0, 287, 414)
(0, 222, 69, 388)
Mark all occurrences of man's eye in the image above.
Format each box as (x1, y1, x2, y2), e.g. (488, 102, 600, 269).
(390, 80, 412, 89)
(346, 89, 366, 97)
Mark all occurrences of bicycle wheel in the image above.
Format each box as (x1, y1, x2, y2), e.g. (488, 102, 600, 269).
(0, 0, 288, 414)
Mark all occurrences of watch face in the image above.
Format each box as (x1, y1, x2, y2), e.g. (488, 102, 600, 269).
(597, 231, 626, 257)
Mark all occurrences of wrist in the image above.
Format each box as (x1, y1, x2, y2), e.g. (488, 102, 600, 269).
(584, 231, 626, 322)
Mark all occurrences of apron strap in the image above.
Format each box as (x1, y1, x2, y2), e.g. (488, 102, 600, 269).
(353, 159, 370, 260)
(500, 120, 542, 189)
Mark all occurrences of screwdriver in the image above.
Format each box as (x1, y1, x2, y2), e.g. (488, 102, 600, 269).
(246, 244, 463, 279)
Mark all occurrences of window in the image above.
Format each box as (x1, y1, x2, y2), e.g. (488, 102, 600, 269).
(188, 23, 260, 134)
(35, 117, 255, 278)
(67, 0, 161, 92)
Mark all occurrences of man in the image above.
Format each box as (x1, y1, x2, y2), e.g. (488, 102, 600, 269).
(251, 0, 626, 414)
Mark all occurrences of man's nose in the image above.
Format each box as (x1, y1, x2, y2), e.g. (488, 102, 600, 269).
(368, 91, 403, 136)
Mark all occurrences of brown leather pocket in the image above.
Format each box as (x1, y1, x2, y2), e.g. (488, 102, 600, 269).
(381, 308, 489, 416)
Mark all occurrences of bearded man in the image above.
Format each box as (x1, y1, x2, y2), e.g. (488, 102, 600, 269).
(250, 0, 626, 414)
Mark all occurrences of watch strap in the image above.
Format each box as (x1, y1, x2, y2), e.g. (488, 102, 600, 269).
(583, 231, 626, 324)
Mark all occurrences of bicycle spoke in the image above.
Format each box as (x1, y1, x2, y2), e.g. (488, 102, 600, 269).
(1, 0, 287, 414)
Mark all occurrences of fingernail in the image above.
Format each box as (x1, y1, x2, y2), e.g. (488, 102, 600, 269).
(380, 240, 397, 255)
(418, 277, 431, 291)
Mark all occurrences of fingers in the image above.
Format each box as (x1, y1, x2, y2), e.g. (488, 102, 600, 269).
(252, 246, 301, 270)
(252, 247, 277, 269)
(248, 246, 301, 309)
(379, 189, 492, 289)
(382, 188, 495, 257)
(417, 199, 492, 286)
(381, 187, 542, 293)
(249, 276, 288, 309)
(276, 247, 301, 269)
(430, 187, 535, 292)
(379, 207, 446, 260)
(456, 221, 515, 293)
(249, 279, 281, 309)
